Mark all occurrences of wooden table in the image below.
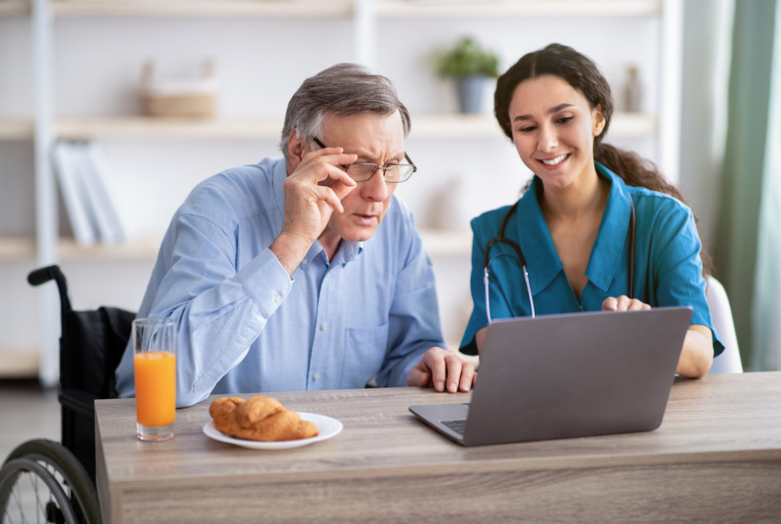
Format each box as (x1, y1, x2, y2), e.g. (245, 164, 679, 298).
(95, 372, 781, 524)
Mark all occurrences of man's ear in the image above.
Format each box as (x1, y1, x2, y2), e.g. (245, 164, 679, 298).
(287, 129, 305, 170)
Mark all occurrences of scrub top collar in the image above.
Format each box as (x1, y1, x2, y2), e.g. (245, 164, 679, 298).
(512, 181, 561, 295)
(587, 163, 634, 292)
(512, 163, 634, 295)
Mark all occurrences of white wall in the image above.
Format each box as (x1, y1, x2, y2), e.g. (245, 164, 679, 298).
(0, 8, 667, 360)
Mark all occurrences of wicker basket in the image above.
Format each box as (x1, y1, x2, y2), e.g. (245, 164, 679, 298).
(140, 59, 217, 118)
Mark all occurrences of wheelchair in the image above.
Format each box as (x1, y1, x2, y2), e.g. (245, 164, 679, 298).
(0, 265, 135, 524)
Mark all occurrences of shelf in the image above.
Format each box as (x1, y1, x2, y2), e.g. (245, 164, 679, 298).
(63, 231, 470, 259)
(0, 0, 28, 16)
(49, 112, 656, 140)
(50, 0, 352, 17)
(0, 237, 35, 260)
(0, 118, 34, 140)
(419, 228, 471, 256)
(1, 232, 468, 260)
(58, 237, 162, 260)
(376, 0, 661, 17)
(2, 0, 662, 18)
(0, 236, 162, 261)
(0, 348, 39, 378)
(416, 113, 657, 138)
(55, 116, 282, 140)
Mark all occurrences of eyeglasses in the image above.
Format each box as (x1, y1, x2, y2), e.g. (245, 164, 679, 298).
(312, 137, 417, 183)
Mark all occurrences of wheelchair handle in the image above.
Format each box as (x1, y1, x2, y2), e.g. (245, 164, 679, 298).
(28, 265, 60, 286)
(28, 264, 73, 314)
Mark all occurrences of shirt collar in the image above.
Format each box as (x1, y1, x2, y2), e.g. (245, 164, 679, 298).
(513, 163, 633, 294)
(332, 239, 364, 265)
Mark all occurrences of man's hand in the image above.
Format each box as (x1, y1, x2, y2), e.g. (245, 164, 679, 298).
(271, 146, 357, 274)
(407, 347, 477, 393)
(282, 146, 357, 244)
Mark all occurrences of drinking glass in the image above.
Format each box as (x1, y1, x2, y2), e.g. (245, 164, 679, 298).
(132, 317, 176, 441)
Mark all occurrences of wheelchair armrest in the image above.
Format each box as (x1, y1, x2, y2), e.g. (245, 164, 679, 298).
(59, 388, 97, 420)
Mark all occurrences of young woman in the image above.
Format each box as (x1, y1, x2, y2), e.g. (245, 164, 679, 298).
(460, 43, 723, 378)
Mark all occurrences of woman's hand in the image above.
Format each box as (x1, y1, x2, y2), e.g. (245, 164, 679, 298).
(603, 296, 713, 378)
(602, 295, 651, 311)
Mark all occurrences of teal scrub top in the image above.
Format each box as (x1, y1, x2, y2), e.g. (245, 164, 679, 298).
(460, 163, 724, 357)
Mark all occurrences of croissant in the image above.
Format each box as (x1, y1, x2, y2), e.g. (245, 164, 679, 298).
(209, 396, 319, 441)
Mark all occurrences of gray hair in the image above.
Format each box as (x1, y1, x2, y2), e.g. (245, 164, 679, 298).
(280, 63, 411, 160)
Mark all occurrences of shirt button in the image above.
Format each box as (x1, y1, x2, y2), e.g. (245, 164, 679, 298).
(313, 373, 321, 383)
(301, 258, 308, 266)
(320, 322, 327, 331)
(272, 292, 281, 304)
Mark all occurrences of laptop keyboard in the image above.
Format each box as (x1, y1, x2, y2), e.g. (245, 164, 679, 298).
(442, 418, 467, 435)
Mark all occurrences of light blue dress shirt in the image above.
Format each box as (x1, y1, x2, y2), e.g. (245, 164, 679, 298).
(115, 157, 445, 407)
(460, 163, 724, 356)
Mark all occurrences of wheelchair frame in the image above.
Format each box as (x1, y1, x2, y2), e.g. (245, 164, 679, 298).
(0, 265, 135, 524)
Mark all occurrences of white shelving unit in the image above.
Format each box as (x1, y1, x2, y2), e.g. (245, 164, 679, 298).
(0, 111, 657, 140)
(0, 0, 681, 382)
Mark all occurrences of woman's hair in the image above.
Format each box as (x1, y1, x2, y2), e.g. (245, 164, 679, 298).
(280, 63, 411, 160)
(494, 43, 711, 275)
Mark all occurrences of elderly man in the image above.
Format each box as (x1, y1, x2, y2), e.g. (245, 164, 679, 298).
(115, 63, 475, 407)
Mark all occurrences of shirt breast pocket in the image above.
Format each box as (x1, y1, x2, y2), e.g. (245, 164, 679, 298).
(341, 323, 390, 388)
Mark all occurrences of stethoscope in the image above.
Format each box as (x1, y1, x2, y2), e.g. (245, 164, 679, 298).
(482, 196, 636, 324)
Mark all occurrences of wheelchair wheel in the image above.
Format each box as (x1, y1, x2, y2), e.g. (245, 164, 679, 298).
(0, 439, 101, 524)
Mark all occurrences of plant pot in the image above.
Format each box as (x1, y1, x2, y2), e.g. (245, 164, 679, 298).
(455, 74, 488, 114)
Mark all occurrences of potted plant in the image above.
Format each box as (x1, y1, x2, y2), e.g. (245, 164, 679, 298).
(434, 36, 500, 114)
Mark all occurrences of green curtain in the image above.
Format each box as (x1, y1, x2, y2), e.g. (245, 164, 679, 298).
(716, 0, 779, 369)
(750, 0, 781, 370)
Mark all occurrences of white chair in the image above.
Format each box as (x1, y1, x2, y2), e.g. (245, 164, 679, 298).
(705, 276, 743, 373)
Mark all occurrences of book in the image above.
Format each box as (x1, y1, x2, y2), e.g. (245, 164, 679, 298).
(51, 140, 128, 246)
(51, 140, 97, 246)
(77, 141, 127, 244)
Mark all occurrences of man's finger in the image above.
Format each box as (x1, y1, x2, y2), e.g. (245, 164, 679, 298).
(329, 175, 358, 201)
(418, 370, 431, 388)
(426, 350, 448, 392)
(444, 355, 463, 393)
(311, 185, 347, 214)
(459, 363, 476, 392)
(407, 364, 430, 387)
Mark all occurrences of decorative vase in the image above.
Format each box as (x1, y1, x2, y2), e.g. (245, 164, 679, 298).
(455, 74, 487, 114)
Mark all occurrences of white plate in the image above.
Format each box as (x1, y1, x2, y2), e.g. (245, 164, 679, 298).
(203, 412, 343, 450)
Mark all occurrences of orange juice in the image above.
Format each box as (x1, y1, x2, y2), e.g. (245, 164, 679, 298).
(134, 351, 176, 427)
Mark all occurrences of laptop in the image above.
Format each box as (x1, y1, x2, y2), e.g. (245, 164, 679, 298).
(409, 306, 692, 446)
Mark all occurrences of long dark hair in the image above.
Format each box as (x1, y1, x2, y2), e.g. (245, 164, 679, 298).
(494, 43, 711, 275)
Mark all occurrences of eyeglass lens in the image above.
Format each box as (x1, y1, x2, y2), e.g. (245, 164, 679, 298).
(312, 137, 415, 183)
(345, 163, 414, 183)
